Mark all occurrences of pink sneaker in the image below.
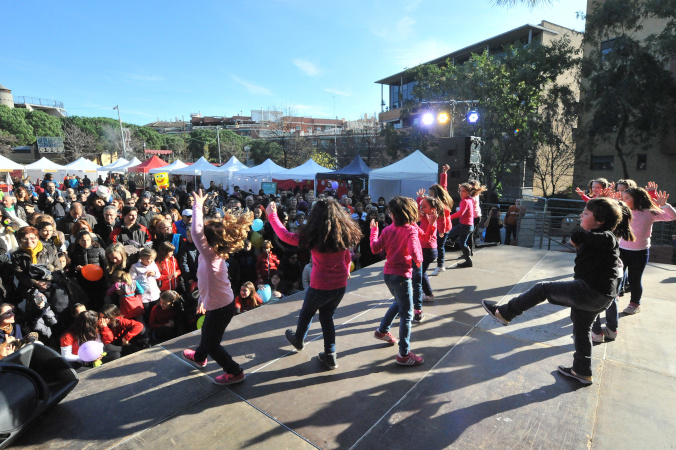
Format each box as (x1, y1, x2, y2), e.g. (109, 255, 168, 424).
(396, 351, 424, 366)
(182, 349, 207, 368)
(213, 371, 245, 386)
(374, 330, 399, 345)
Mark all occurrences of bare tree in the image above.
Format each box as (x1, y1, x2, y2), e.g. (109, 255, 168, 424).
(0, 133, 16, 158)
(62, 121, 98, 160)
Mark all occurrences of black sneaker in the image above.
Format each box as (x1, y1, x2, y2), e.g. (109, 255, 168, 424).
(557, 366, 593, 385)
(455, 260, 473, 268)
(413, 311, 425, 323)
(318, 351, 338, 369)
(285, 329, 304, 351)
(482, 300, 510, 325)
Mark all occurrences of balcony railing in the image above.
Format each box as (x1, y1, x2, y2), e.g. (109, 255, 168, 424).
(13, 96, 64, 109)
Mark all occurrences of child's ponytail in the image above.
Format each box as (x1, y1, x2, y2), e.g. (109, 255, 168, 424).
(616, 201, 636, 242)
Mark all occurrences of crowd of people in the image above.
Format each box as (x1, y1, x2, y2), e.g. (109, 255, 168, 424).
(1, 169, 673, 387)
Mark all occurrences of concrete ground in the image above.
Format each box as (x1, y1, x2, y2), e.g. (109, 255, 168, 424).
(13, 245, 676, 449)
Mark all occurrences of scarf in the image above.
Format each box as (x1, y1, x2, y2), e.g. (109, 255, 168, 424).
(23, 240, 44, 264)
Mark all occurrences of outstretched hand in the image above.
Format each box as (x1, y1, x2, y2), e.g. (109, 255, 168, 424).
(647, 181, 658, 191)
(655, 190, 670, 206)
(266, 201, 277, 216)
(441, 164, 450, 174)
(599, 187, 615, 198)
(192, 189, 208, 205)
(416, 188, 426, 198)
(370, 219, 378, 229)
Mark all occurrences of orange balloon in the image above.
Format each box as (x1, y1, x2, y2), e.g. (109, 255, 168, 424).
(81, 264, 103, 282)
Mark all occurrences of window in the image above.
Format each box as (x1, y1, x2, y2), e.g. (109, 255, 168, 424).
(307, 127, 311, 132)
(590, 155, 614, 170)
(295, 126, 300, 131)
(637, 154, 647, 170)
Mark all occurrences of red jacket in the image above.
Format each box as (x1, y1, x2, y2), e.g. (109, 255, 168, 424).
(436, 173, 452, 234)
(158, 256, 181, 291)
(256, 251, 280, 279)
(100, 317, 144, 344)
(149, 304, 176, 330)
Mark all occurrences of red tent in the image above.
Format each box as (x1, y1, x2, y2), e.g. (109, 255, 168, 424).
(127, 156, 169, 173)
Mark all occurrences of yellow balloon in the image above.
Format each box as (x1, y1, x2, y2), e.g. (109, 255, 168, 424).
(251, 231, 263, 248)
(350, 261, 355, 272)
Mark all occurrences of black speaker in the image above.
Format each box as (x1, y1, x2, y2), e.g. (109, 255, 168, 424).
(0, 345, 78, 449)
(438, 137, 472, 169)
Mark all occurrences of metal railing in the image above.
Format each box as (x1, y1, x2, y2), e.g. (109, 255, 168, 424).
(12, 96, 64, 109)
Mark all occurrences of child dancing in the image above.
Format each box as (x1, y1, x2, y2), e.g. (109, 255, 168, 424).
(371, 196, 424, 366)
(266, 198, 362, 369)
(429, 165, 454, 276)
(483, 198, 633, 385)
(182, 190, 253, 385)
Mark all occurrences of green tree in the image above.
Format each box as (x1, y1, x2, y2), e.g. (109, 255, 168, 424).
(187, 129, 215, 161)
(217, 129, 251, 163)
(0, 105, 33, 145)
(248, 140, 284, 165)
(408, 36, 578, 198)
(25, 110, 62, 138)
(580, 0, 676, 179)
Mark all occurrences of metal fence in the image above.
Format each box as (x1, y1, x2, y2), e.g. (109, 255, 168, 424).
(479, 197, 676, 264)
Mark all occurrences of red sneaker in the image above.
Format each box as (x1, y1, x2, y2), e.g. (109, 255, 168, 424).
(374, 330, 399, 345)
(182, 349, 207, 368)
(396, 351, 424, 366)
(213, 371, 245, 386)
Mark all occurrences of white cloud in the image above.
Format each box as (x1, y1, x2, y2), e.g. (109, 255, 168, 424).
(231, 75, 273, 95)
(292, 59, 322, 77)
(390, 38, 452, 68)
(372, 16, 416, 40)
(324, 88, 352, 97)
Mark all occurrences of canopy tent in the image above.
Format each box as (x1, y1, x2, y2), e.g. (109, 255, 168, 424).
(109, 157, 142, 173)
(201, 156, 248, 192)
(97, 158, 129, 179)
(231, 158, 286, 194)
(148, 159, 188, 174)
(64, 157, 100, 179)
(126, 156, 169, 174)
(24, 157, 68, 186)
(170, 157, 218, 176)
(368, 150, 438, 201)
(0, 155, 24, 172)
(271, 158, 332, 181)
(317, 155, 371, 180)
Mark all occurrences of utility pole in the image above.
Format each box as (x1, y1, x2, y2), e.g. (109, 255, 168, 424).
(113, 105, 126, 159)
(216, 126, 222, 165)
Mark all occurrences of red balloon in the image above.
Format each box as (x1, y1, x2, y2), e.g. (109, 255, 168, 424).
(81, 264, 103, 282)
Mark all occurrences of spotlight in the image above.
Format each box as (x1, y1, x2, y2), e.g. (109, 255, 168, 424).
(437, 112, 450, 124)
(467, 110, 479, 123)
(422, 112, 435, 125)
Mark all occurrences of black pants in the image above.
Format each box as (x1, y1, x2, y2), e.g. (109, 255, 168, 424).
(194, 302, 241, 375)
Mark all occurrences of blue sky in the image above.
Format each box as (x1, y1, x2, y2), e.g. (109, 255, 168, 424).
(2, 0, 587, 126)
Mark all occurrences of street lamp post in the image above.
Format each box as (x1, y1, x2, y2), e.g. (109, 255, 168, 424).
(113, 105, 126, 159)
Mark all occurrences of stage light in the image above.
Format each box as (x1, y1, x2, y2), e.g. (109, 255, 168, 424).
(422, 112, 435, 125)
(437, 112, 450, 124)
(467, 110, 479, 123)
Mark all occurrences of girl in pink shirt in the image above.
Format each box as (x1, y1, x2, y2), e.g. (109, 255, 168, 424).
(371, 196, 424, 366)
(413, 193, 442, 321)
(448, 182, 477, 268)
(430, 165, 454, 276)
(266, 198, 362, 370)
(182, 190, 253, 386)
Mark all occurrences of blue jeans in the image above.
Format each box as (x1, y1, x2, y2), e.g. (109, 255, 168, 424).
(413, 247, 437, 310)
(620, 248, 649, 305)
(448, 223, 474, 251)
(436, 232, 449, 268)
(498, 279, 614, 377)
(378, 274, 413, 357)
(194, 302, 241, 375)
(295, 286, 345, 353)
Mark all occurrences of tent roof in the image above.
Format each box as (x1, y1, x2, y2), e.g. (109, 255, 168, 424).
(149, 159, 188, 174)
(271, 158, 332, 181)
(24, 157, 67, 170)
(110, 157, 142, 173)
(171, 157, 219, 175)
(317, 155, 371, 179)
(369, 150, 438, 180)
(202, 155, 247, 174)
(126, 156, 169, 173)
(65, 157, 100, 170)
(0, 154, 24, 171)
(98, 158, 129, 171)
(233, 158, 286, 177)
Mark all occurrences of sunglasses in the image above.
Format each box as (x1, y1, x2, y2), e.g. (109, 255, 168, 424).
(0, 309, 15, 318)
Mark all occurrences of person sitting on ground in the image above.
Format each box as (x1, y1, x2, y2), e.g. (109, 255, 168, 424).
(149, 290, 179, 343)
(98, 304, 146, 356)
(234, 281, 263, 314)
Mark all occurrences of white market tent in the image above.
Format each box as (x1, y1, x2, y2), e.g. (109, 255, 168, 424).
(171, 156, 217, 176)
(24, 157, 68, 185)
(0, 155, 24, 172)
(148, 159, 188, 174)
(270, 158, 332, 181)
(110, 157, 142, 173)
(64, 157, 100, 179)
(231, 158, 286, 193)
(368, 150, 439, 201)
(201, 156, 247, 192)
(97, 158, 129, 179)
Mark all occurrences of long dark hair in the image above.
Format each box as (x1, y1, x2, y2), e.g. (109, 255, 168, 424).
(429, 184, 453, 210)
(297, 198, 362, 252)
(99, 304, 121, 330)
(586, 198, 635, 242)
(389, 196, 418, 226)
(74, 310, 100, 344)
(624, 187, 661, 214)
